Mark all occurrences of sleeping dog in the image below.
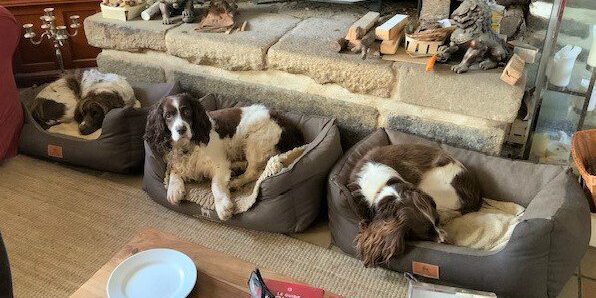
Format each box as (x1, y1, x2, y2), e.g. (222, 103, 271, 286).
(29, 69, 137, 135)
(348, 144, 482, 267)
(145, 94, 304, 220)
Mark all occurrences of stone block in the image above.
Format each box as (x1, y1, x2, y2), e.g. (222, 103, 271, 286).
(169, 69, 378, 147)
(420, 0, 451, 21)
(386, 114, 506, 154)
(165, 6, 300, 70)
(395, 62, 525, 123)
(97, 50, 166, 83)
(84, 13, 178, 52)
(268, 16, 395, 97)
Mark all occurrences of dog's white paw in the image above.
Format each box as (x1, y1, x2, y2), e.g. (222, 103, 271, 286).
(166, 182, 185, 205)
(215, 199, 234, 221)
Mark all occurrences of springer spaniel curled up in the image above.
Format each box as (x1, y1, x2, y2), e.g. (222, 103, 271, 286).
(145, 94, 304, 220)
(348, 144, 482, 267)
(29, 69, 137, 135)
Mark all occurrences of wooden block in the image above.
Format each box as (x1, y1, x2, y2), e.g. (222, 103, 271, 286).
(330, 38, 348, 53)
(507, 119, 529, 144)
(501, 54, 525, 85)
(513, 45, 540, 63)
(375, 14, 409, 41)
(380, 34, 403, 55)
(346, 11, 380, 41)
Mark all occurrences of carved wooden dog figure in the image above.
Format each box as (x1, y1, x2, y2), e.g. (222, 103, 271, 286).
(437, 0, 509, 73)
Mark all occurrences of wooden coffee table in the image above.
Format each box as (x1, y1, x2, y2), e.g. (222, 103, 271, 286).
(71, 229, 337, 297)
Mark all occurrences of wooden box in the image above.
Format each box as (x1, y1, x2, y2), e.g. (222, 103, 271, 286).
(506, 119, 528, 144)
(100, 3, 145, 21)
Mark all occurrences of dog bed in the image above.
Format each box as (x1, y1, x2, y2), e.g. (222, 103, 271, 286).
(142, 94, 343, 233)
(18, 82, 180, 173)
(328, 128, 590, 298)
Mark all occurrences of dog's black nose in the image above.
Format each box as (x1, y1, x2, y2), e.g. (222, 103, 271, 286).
(177, 126, 187, 135)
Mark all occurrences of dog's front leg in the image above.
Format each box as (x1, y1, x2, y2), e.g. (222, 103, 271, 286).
(166, 172, 185, 205)
(212, 169, 234, 221)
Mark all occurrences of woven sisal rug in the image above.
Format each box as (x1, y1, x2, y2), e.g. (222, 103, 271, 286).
(0, 156, 407, 297)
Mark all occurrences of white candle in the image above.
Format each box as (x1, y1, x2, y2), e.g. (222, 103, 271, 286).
(588, 24, 596, 67)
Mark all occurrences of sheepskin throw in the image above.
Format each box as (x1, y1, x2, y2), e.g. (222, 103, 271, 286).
(442, 199, 525, 251)
(183, 146, 306, 214)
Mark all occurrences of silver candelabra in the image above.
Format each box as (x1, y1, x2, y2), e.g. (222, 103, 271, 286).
(22, 8, 82, 72)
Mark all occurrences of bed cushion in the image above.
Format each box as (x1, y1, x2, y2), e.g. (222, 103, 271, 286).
(142, 94, 343, 233)
(18, 82, 180, 173)
(328, 128, 590, 297)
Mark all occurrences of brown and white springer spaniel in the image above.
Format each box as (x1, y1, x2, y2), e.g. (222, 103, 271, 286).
(348, 144, 482, 267)
(145, 94, 304, 221)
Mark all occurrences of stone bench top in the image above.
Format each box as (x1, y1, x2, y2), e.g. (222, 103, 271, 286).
(84, 3, 525, 123)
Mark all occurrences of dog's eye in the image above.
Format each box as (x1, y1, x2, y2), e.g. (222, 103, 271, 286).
(164, 112, 173, 119)
(180, 108, 190, 116)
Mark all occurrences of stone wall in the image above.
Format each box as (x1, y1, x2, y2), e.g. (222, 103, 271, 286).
(86, 3, 525, 153)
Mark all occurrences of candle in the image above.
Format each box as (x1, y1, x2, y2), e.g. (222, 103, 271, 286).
(588, 25, 596, 67)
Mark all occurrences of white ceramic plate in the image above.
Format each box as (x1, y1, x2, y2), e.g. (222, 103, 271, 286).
(107, 248, 197, 298)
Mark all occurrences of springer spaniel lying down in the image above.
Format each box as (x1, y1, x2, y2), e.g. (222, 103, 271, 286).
(29, 69, 137, 135)
(348, 144, 482, 267)
(145, 94, 304, 220)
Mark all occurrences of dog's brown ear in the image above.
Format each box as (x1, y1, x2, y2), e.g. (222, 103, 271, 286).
(186, 94, 211, 145)
(355, 211, 409, 267)
(144, 98, 170, 158)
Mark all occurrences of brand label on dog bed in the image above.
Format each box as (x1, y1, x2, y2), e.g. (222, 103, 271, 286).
(412, 261, 439, 279)
(47, 145, 63, 158)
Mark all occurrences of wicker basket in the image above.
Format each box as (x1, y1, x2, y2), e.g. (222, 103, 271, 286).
(404, 34, 445, 57)
(571, 129, 596, 206)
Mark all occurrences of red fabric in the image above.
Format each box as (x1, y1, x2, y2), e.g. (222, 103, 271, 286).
(0, 6, 23, 162)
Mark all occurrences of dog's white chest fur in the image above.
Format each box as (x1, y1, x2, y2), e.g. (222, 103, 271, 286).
(178, 130, 230, 180)
(418, 163, 463, 211)
(356, 162, 400, 206)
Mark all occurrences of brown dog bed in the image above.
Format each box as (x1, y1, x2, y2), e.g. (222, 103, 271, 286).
(328, 128, 590, 297)
(142, 94, 343, 233)
(18, 82, 180, 173)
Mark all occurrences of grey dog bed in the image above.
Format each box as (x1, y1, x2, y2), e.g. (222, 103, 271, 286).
(18, 82, 179, 173)
(328, 128, 590, 298)
(142, 95, 343, 233)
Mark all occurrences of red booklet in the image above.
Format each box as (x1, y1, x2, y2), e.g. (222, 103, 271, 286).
(264, 279, 325, 298)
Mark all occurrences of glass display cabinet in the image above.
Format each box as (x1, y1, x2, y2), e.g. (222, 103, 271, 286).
(526, 0, 595, 164)
(525, 0, 596, 164)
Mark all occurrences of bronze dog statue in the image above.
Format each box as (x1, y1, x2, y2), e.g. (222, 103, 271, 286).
(437, 0, 510, 73)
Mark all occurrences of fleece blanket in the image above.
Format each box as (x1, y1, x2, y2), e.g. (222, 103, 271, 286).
(441, 199, 525, 251)
(179, 146, 306, 214)
(47, 122, 102, 140)
(42, 99, 141, 140)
